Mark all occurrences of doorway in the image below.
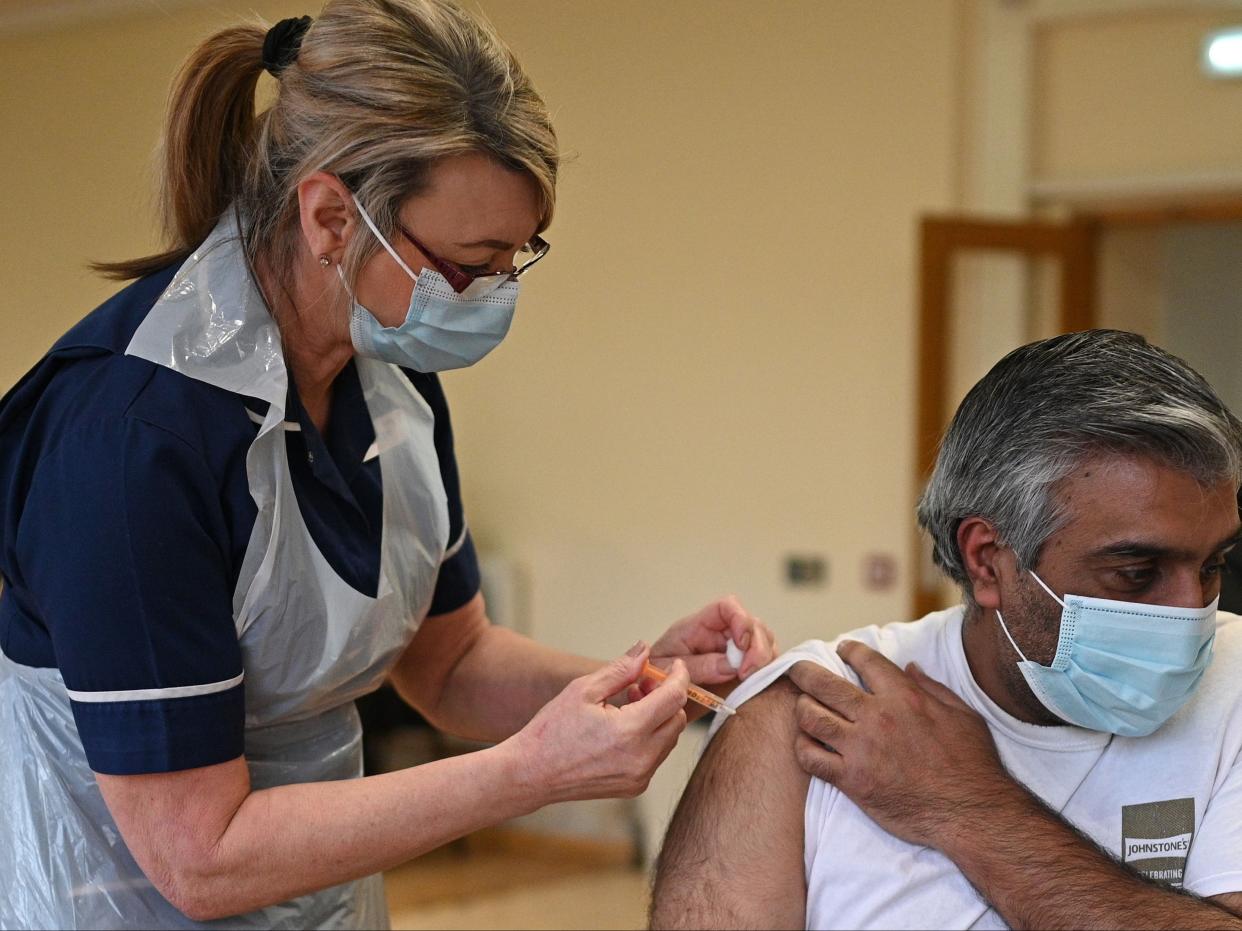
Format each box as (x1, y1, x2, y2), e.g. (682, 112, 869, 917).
(913, 198, 1242, 617)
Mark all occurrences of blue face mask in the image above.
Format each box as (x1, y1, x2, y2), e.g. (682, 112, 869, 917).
(341, 197, 518, 373)
(995, 571, 1217, 737)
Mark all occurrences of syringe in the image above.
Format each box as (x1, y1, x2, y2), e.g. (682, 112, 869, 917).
(642, 662, 737, 716)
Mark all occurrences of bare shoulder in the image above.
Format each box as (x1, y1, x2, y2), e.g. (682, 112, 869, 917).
(650, 676, 808, 930)
(719, 675, 802, 740)
(691, 675, 807, 823)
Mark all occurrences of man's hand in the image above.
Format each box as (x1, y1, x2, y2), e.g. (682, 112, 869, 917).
(787, 640, 1014, 849)
(789, 641, 1242, 930)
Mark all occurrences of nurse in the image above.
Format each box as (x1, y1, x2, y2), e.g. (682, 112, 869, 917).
(0, 2, 775, 928)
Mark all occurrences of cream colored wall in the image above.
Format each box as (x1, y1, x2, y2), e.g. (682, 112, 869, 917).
(1033, 6, 1242, 182)
(455, 0, 960, 659)
(0, 0, 962, 663)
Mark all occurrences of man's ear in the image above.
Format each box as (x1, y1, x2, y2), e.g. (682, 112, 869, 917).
(297, 171, 356, 264)
(958, 517, 1007, 610)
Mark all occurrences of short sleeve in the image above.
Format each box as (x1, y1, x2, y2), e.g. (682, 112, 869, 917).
(429, 530, 481, 616)
(16, 409, 244, 776)
(1183, 745, 1242, 898)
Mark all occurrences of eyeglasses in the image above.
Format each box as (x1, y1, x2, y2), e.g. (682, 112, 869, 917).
(396, 223, 550, 299)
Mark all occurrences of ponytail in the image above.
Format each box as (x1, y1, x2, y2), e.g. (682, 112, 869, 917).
(93, 25, 266, 280)
(95, 1, 559, 289)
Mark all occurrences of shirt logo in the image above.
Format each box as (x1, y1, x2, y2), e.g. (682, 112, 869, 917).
(1121, 798, 1195, 888)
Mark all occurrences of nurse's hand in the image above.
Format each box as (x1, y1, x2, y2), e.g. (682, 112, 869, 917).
(508, 643, 689, 805)
(647, 596, 777, 686)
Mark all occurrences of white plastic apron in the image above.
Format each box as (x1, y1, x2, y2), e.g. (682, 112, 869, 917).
(0, 215, 449, 929)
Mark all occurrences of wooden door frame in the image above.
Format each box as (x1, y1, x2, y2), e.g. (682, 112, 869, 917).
(912, 198, 1242, 618)
(912, 216, 1097, 619)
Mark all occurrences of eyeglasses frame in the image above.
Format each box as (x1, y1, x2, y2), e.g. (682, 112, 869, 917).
(395, 222, 550, 295)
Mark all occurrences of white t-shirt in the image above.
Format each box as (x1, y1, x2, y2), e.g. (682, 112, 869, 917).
(708, 607, 1242, 930)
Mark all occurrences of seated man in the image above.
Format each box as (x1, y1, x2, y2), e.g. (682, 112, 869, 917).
(651, 330, 1242, 930)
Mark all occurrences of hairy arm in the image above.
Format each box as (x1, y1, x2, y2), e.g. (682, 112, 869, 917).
(941, 785, 1242, 930)
(1215, 895, 1242, 917)
(650, 678, 809, 930)
(787, 650, 1242, 931)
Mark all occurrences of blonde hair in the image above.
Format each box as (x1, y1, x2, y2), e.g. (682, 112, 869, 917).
(95, 0, 558, 285)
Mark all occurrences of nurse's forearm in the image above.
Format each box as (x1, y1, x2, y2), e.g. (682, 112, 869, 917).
(392, 595, 600, 742)
(434, 624, 600, 739)
(98, 743, 542, 923)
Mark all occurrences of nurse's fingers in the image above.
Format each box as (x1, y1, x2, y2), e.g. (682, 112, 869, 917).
(711, 599, 775, 677)
(715, 595, 758, 650)
(647, 706, 688, 763)
(660, 651, 736, 685)
(625, 659, 690, 730)
(580, 642, 649, 704)
(624, 675, 660, 704)
(735, 621, 776, 679)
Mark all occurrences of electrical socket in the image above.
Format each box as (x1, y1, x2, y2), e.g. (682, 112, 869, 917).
(784, 554, 827, 588)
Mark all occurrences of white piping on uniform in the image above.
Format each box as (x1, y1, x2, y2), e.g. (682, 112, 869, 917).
(442, 524, 468, 563)
(245, 408, 301, 431)
(65, 671, 245, 703)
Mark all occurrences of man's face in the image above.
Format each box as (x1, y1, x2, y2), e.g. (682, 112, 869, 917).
(995, 454, 1241, 726)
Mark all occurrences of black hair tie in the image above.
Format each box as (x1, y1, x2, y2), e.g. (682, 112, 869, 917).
(262, 16, 312, 78)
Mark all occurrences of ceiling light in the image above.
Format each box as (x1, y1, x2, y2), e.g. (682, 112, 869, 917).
(1203, 27, 1242, 77)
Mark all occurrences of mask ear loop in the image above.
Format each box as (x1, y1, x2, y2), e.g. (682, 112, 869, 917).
(335, 265, 352, 299)
(996, 570, 1066, 664)
(1028, 570, 1067, 608)
(994, 609, 1030, 663)
(351, 194, 419, 281)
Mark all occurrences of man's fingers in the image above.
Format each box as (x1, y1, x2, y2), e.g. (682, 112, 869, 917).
(907, 662, 973, 711)
(794, 732, 842, 785)
(795, 693, 850, 746)
(786, 660, 866, 722)
(836, 640, 908, 694)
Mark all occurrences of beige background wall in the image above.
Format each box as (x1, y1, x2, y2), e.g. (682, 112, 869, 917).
(1034, 6, 1242, 183)
(0, 0, 964, 663)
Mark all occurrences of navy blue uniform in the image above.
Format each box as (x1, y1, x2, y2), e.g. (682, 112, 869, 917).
(0, 266, 480, 775)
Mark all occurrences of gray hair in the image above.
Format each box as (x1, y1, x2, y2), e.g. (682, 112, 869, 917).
(917, 329, 1242, 602)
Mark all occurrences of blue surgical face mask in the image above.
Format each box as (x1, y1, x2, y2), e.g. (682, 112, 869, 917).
(340, 197, 518, 372)
(995, 571, 1217, 737)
